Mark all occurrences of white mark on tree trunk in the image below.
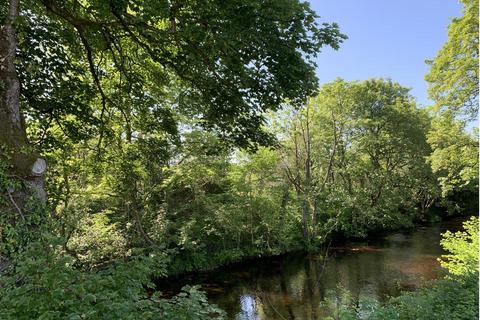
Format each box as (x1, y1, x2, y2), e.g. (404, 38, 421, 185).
(31, 158, 47, 176)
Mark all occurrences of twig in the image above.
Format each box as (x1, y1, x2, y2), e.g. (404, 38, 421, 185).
(7, 190, 25, 222)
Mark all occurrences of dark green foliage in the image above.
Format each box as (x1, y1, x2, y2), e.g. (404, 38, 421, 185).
(0, 162, 47, 257)
(1, 1, 476, 318)
(17, 0, 347, 149)
(0, 235, 224, 320)
(17, 10, 98, 148)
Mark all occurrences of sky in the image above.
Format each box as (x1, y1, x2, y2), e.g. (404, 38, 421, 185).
(310, 0, 463, 107)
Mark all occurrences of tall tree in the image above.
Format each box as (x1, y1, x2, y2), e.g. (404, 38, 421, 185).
(425, 0, 479, 119)
(425, 0, 479, 206)
(279, 79, 434, 238)
(1, 0, 47, 208)
(0, 0, 346, 212)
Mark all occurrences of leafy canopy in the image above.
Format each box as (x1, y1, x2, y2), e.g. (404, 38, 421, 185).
(16, 0, 347, 149)
(425, 0, 479, 119)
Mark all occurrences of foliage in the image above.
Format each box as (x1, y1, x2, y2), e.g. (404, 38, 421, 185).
(0, 235, 225, 320)
(15, 0, 347, 150)
(338, 216, 479, 320)
(17, 10, 98, 147)
(276, 79, 434, 240)
(1, 0, 477, 318)
(0, 161, 47, 258)
(67, 212, 130, 270)
(425, 0, 479, 119)
(427, 111, 478, 199)
(423, 0, 479, 213)
(31, 77, 473, 277)
(362, 277, 478, 320)
(440, 216, 479, 278)
(321, 285, 360, 320)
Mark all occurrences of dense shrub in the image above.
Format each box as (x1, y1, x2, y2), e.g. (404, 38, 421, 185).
(333, 216, 479, 320)
(0, 235, 224, 320)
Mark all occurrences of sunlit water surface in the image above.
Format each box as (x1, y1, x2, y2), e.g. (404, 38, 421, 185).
(160, 218, 466, 319)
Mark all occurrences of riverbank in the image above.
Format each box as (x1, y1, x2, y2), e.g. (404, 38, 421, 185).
(157, 216, 470, 318)
(160, 214, 469, 279)
(157, 216, 469, 318)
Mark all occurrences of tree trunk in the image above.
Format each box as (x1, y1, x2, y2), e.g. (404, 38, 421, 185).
(279, 183, 290, 238)
(0, 0, 47, 206)
(301, 197, 310, 241)
(302, 105, 312, 243)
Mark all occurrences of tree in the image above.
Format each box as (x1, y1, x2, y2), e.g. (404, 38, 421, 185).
(425, 0, 479, 119)
(0, 0, 346, 216)
(427, 111, 478, 198)
(1, 0, 47, 207)
(278, 79, 434, 238)
(279, 104, 316, 242)
(425, 0, 479, 208)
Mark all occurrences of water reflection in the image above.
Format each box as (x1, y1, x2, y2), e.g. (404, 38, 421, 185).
(160, 217, 466, 319)
(237, 294, 259, 320)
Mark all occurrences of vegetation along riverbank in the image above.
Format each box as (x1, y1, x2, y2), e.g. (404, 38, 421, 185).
(0, 0, 478, 319)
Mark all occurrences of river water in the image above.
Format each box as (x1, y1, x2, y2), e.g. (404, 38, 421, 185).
(160, 217, 466, 319)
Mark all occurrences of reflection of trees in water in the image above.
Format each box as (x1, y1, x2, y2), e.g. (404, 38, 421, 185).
(236, 294, 259, 320)
(233, 255, 332, 320)
(248, 271, 297, 320)
(210, 223, 457, 319)
(280, 268, 296, 320)
(228, 248, 437, 319)
(253, 254, 330, 320)
(304, 257, 320, 320)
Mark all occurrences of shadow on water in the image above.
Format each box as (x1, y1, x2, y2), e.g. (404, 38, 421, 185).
(157, 217, 467, 319)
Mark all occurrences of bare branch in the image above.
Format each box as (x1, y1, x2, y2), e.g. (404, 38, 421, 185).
(7, 190, 25, 222)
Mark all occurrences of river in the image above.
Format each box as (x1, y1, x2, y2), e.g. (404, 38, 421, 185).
(160, 217, 466, 319)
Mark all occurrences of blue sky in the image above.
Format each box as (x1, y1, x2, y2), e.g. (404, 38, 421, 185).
(310, 0, 462, 107)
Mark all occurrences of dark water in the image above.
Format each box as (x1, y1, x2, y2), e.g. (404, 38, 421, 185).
(160, 218, 466, 319)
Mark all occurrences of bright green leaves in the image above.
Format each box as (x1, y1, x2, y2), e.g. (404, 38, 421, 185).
(424, 0, 479, 211)
(427, 111, 478, 197)
(67, 212, 129, 269)
(425, 0, 479, 119)
(440, 216, 479, 278)
(278, 79, 433, 237)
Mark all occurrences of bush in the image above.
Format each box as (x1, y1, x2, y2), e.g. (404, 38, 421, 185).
(338, 216, 479, 320)
(439, 216, 479, 278)
(67, 212, 130, 269)
(0, 235, 225, 320)
(364, 276, 478, 320)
